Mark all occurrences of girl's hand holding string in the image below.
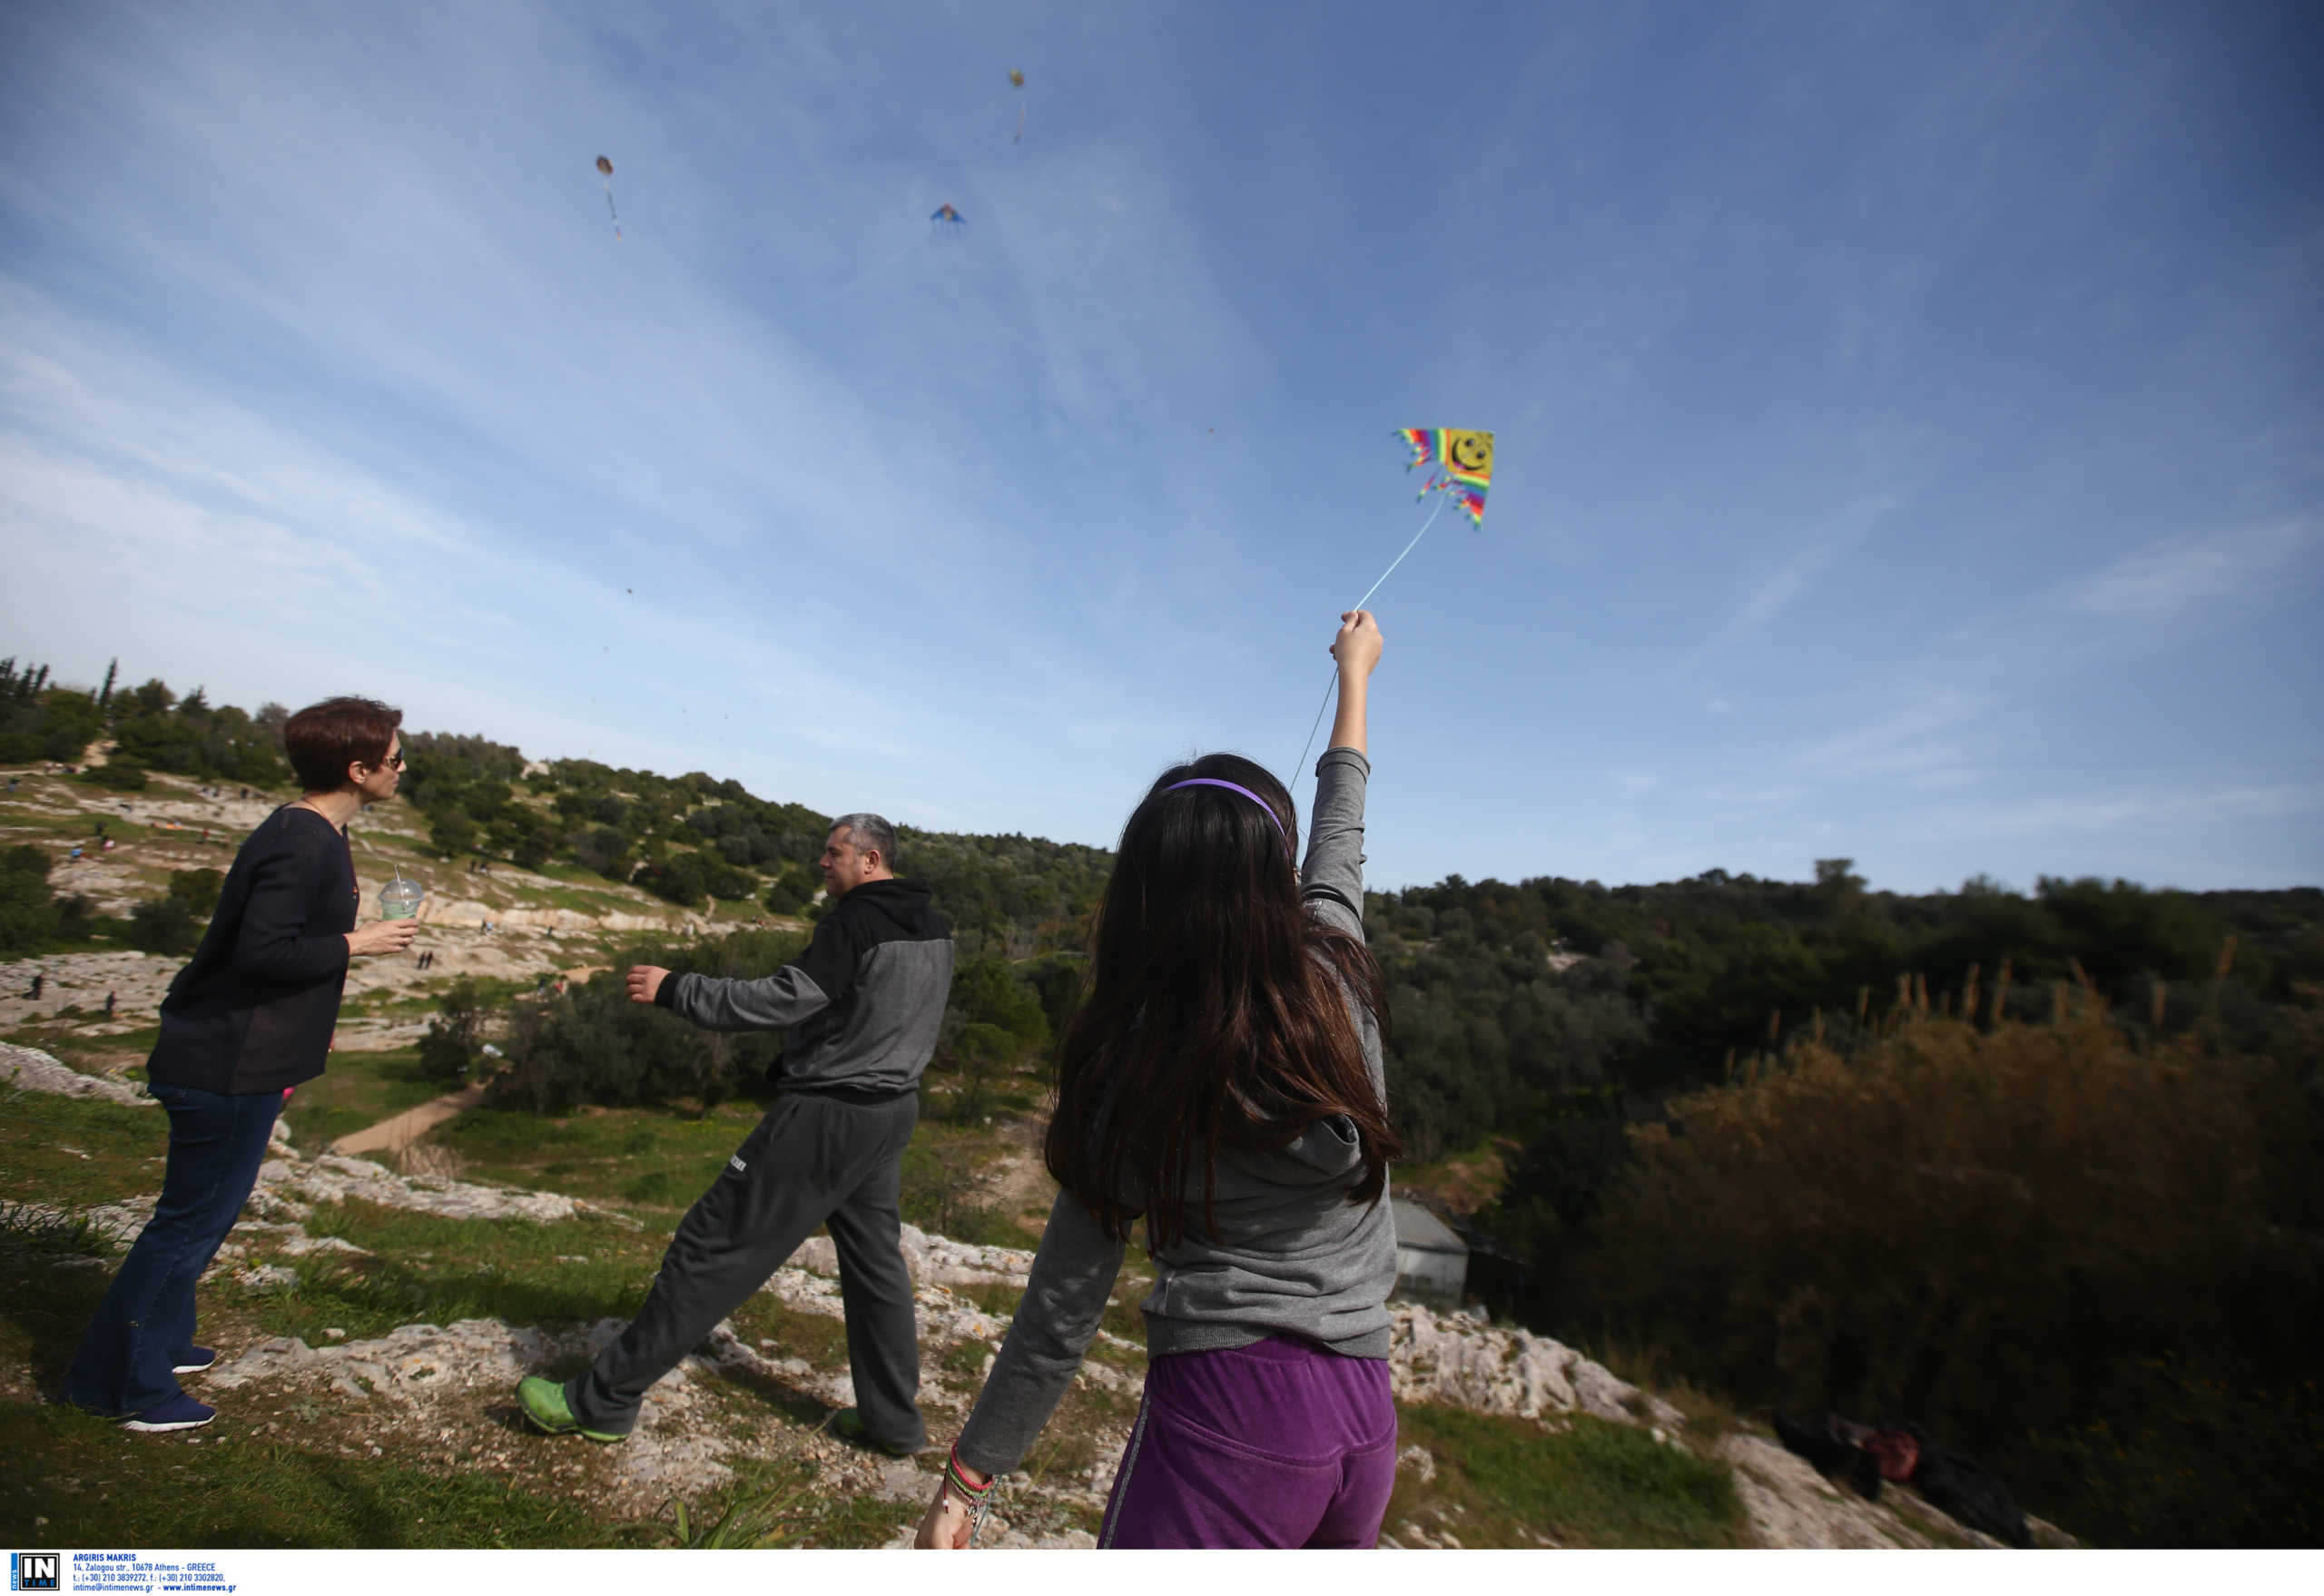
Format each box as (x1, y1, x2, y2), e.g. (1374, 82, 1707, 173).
(1331, 608, 1384, 680)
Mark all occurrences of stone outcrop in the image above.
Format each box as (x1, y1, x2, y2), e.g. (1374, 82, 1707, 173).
(781, 1222, 1035, 1290)
(1387, 1301, 1686, 1428)
(248, 1152, 586, 1225)
(1, 1040, 154, 1107)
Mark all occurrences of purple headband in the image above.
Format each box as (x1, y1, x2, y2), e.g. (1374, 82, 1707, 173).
(1162, 778, 1293, 862)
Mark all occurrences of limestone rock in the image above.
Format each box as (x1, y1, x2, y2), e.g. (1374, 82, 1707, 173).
(780, 1221, 1034, 1290)
(0, 1042, 153, 1107)
(256, 1152, 583, 1223)
(1387, 1300, 1684, 1428)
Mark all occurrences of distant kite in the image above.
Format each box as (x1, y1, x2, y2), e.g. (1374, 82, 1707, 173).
(1009, 68, 1027, 142)
(1398, 428, 1494, 527)
(596, 155, 622, 241)
(931, 203, 967, 234)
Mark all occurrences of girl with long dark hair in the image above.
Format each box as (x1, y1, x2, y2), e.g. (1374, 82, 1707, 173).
(916, 610, 1400, 1550)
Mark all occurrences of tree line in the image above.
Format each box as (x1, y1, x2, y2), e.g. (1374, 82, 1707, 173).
(0, 656, 290, 789)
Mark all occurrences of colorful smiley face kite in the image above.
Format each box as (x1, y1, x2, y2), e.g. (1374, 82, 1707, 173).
(1398, 429, 1493, 527)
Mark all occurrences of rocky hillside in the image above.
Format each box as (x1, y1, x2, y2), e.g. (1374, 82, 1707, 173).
(0, 1040, 2066, 1551)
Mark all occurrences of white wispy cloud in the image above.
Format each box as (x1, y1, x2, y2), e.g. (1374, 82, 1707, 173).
(2066, 517, 2321, 622)
(1711, 489, 1907, 648)
(1795, 685, 1993, 783)
(1916, 783, 2320, 842)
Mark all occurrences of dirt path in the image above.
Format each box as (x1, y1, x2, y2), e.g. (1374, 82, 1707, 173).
(330, 1081, 489, 1155)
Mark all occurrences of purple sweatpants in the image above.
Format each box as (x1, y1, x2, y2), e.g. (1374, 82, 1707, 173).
(1098, 1334, 1398, 1549)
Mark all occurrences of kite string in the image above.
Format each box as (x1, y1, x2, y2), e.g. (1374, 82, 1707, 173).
(1352, 488, 1449, 614)
(1289, 490, 1451, 796)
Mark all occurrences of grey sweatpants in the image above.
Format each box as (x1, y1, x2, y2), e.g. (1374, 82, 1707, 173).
(566, 1089, 925, 1449)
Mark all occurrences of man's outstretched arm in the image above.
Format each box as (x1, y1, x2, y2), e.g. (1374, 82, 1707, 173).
(625, 913, 861, 1030)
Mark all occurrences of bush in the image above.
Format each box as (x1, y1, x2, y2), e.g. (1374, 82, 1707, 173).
(417, 977, 488, 1084)
(900, 1138, 1018, 1245)
(78, 755, 148, 791)
(166, 868, 225, 916)
(1576, 998, 2324, 1544)
(487, 927, 801, 1114)
(126, 894, 199, 956)
(639, 849, 710, 908)
(53, 892, 94, 943)
(0, 846, 58, 954)
(570, 825, 631, 882)
(426, 803, 478, 858)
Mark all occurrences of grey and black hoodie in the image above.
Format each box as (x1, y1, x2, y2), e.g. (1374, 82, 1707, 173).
(655, 877, 954, 1098)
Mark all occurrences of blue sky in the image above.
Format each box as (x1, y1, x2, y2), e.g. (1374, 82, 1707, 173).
(2, 0, 2319, 893)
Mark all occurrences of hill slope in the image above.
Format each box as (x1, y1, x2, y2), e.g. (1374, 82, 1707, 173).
(1, 1041, 2061, 1551)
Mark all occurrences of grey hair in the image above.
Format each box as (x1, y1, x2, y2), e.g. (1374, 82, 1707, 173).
(832, 813, 897, 868)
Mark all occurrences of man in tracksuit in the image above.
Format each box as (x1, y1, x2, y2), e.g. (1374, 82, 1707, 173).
(517, 813, 955, 1454)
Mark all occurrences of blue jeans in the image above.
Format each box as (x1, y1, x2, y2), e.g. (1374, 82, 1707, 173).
(63, 1083, 281, 1416)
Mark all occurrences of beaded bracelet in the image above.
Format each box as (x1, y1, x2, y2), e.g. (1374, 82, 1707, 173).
(942, 1443, 996, 1545)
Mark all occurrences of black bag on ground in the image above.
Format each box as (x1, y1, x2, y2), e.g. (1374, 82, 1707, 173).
(1774, 1410, 1885, 1501)
(1901, 1424, 2033, 1548)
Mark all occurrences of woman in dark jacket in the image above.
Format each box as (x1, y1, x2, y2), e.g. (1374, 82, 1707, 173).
(63, 697, 419, 1432)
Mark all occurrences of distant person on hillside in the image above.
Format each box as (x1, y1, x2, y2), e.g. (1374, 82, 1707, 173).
(61, 696, 419, 1434)
(27, 972, 41, 1000)
(916, 611, 1399, 1551)
(515, 813, 954, 1457)
(104, 991, 116, 1018)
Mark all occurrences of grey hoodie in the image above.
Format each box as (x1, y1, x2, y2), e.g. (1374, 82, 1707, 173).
(655, 876, 953, 1097)
(955, 745, 1393, 1476)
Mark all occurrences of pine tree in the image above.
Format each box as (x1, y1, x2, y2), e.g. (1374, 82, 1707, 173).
(97, 657, 117, 712)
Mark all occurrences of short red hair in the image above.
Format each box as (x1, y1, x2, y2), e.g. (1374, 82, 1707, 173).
(283, 697, 402, 792)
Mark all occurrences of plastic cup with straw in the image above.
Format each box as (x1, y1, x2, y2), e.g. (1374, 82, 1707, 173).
(379, 866, 426, 921)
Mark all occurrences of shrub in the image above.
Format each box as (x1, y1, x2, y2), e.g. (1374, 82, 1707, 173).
(417, 977, 488, 1084)
(426, 803, 478, 858)
(1578, 997, 2324, 1544)
(78, 755, 148, 791)
(126, 894, 198, 956)
(900, 1138, 1017, 1245)
(487, 927, 800, 1114)
(166, 868, 225, 916)
(0, 845, 58, 954)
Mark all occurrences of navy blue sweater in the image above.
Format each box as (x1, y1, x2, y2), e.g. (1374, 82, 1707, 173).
(147, 806, 357, 1095)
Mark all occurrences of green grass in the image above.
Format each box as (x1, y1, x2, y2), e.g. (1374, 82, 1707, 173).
(280, 1049, 447, 1150)
(0, 1404, 662, 1548)
(439, 1102, 764, 1213)
(246, 1205, 664, 1341)
(1386, 1403, 1748, 1548)
(0, 1088, 166, 1211)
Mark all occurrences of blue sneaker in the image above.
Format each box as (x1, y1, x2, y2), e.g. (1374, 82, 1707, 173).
(123, 1394, 215, 1433)
(172, 1347, 217, 1375)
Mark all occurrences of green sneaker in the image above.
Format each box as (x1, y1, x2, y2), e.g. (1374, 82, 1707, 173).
(517, 1376, 624, 1443)
(831, 1406, 920, 1457)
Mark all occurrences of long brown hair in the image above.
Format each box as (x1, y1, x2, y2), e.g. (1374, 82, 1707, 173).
(1044, 753, 1397, 1249)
